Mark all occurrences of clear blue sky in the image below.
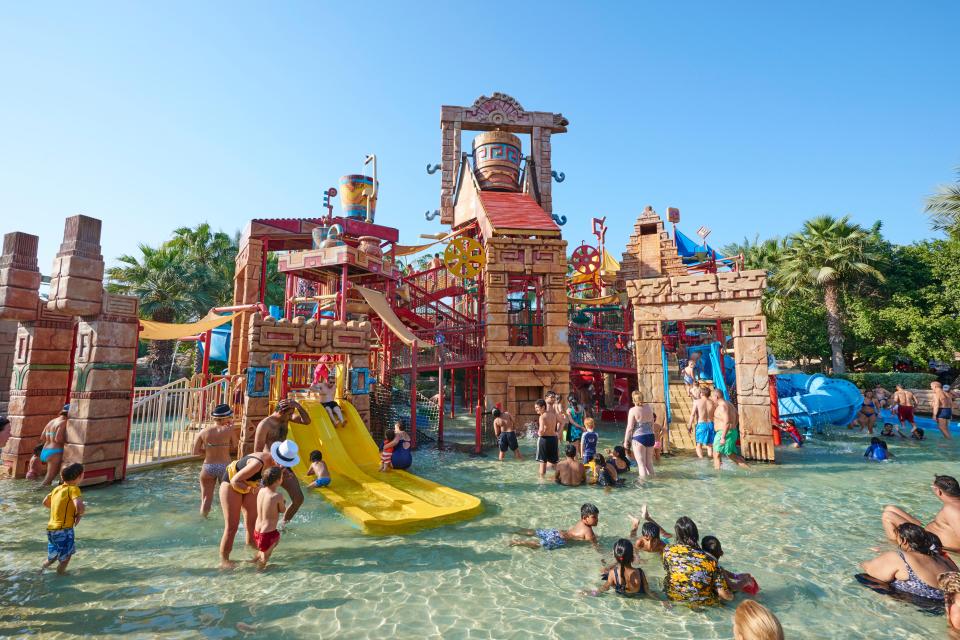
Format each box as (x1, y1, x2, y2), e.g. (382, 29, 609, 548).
(2, 2, 958, 271)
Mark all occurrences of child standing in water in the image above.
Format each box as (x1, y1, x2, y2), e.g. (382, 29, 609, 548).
(254, 467, 285, 569)
(306, 450, 330, 488)
(25, 444, 44, 480)
(510, 503, 599, 550)
(41, 463, 85, 575)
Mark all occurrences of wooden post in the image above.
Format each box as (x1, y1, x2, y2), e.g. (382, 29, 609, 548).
(410, 347, 418, 449)
(285, 274, 295, 320)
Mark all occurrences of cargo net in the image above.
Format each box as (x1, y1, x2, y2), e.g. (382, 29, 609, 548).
(370, 373, 440, 448)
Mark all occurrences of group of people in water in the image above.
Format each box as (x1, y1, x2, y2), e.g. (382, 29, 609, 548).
(853, 381, 956, 441)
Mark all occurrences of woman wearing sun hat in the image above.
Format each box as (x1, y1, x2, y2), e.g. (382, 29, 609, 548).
(193, 403, 240, 517)
(217, 437, 299, 569)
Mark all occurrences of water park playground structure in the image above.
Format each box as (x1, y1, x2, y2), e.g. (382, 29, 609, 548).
(0, 92, 870, 496)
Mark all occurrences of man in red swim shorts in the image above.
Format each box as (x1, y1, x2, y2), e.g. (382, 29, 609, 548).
(892, 384, 919, 436)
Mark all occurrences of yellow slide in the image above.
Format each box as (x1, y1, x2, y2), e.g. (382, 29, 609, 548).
(286, 398, 482, 534)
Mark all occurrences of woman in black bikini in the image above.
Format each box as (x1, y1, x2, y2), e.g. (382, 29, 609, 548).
(218, 443, 276, 569)
(854, 390, 880, 434)
(607, 445, 631, 477)
(594, 538, 648, 597)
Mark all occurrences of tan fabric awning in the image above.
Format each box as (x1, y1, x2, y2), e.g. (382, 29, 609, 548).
(353, 286, 432, 348)
(139, 311, 236, 341)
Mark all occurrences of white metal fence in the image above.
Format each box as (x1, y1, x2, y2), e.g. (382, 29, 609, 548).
(127, 377, 233, 469)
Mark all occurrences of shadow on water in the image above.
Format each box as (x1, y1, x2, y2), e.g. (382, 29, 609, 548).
(4, 598, 348, 636)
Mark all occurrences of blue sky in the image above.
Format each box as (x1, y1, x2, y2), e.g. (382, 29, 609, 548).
(1, 2, 958, 271)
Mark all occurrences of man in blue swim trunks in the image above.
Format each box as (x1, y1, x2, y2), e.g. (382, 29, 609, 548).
(510, 503, 599, 550)
(687, 386, 716, 459)
(931, 382, 954, 440)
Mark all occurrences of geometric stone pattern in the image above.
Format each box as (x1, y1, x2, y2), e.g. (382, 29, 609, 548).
(241, 313, 372, 454)
(483, 236, 570, 429)
(228, 237, 264, 376)
(46, 215, 104, 316)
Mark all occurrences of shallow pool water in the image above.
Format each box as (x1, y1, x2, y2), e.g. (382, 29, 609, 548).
(1, 412, 957, 639)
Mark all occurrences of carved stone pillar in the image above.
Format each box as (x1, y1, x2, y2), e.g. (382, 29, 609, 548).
(0, 232, 40, 415)
(634, 320, 666, 442)
(732, 316, 773, 461)
(228, 237, 264, 375)
(47, 215, 104, 316)
(68, 293, 139, 483)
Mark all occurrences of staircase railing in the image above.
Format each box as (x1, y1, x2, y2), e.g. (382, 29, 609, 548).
(127, 377, 232, 469)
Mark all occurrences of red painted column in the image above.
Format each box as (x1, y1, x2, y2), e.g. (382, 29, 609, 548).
(450, 367, 456, 418)
(474, 365, 483, 454)
(410, 347, 418, 449)
(339, 263, 349, 321)
(437, 362, 444, 446)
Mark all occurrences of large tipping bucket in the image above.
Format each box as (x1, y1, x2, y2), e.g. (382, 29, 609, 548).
(339, 174, 377, 221)
(472, 131, 521, 192)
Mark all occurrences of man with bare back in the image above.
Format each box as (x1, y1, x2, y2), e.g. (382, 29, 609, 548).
(712, 388, 749, 470)
(931, 381, 954, 440)
(688, 386, 716, 459)
(882, 475, 960, 553)
(892, 384, 919, 435)
(535, 399, 562, 478)
(254, 399, 311, 524)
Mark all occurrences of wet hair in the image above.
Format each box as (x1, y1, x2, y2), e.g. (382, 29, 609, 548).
(939, 571, 960, 599)
(492, 408, 502, 418)
(631, 390, 642, 405)
(61, 463, 84, 482)
(394, 421, 406, 432)
(935, 475, 960, 498)
(262, 466, 283, 487)
(733, 600, 784, 640)
(581, 503, 599, 519)
(276, 399, 293, 413)
(612, 445, 627, 461)
(877, 440, 888, 451)
(385, 429, 395, 441)
(701, 535, 723, 559)
(641, 522, 660, 538)
(584, 417, 595, 430)
(310, 450, 323, 463)
(674, 516, 700, 549)
(897, 522, 944, 557)
(593, 453, 606, 467)
(535, 399, 547, 410)
(914, 428, 925, 440)
(882, 423, 894, 431)
(32, 443, 44, 456)
(565, 444, 577, 458)
(613, 538, 635, 576)
(870, 437, 882, 446)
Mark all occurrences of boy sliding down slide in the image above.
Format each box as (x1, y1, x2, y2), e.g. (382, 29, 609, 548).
(510, 503, 599, 550)
(311, 373, 345, 427)
(306, 450, 331, 488)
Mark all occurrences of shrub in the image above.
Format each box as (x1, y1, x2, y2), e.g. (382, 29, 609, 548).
(833, 372, 937, 390)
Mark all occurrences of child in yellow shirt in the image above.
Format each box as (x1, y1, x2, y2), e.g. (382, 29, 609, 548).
(41, 463, 85, 575)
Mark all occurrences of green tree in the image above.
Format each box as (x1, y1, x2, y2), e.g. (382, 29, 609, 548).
(774, 215, 885, 374)
(106, 245, 210, 385)
(166, 223, 239, 313)
(925, 169, 960, 237)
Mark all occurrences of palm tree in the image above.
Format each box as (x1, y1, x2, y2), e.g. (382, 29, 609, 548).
(106, 245, 210, 385)
(721, 235, 784, 273)
(775, 215, 885, 374)
(926, 169, 960, 237)
(167, 223, 239, 313)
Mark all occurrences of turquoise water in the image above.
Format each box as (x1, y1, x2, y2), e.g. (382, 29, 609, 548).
(1, 415, 956, 639)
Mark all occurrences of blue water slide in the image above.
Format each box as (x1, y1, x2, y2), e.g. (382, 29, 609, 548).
(686, 343, 735, 392)
(661, 344, 672, 424)
(775, 374, 863, 429)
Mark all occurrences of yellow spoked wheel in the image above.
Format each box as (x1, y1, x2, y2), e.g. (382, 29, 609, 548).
(570, 244, 601, 275)
(444, 237, 486, 279)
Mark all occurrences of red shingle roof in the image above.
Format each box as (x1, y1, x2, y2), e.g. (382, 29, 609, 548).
(478, 192, 559, 234)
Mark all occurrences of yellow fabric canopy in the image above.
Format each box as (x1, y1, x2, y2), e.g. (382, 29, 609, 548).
(567, 294, 620, 306)
(568, 250, 621, 285)
(392, 230, 461, 258)
(139, 311, 236, 341)
(354, 286, 432, 348)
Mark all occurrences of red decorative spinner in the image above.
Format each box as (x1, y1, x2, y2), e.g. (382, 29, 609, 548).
(570, 244, 601, 275)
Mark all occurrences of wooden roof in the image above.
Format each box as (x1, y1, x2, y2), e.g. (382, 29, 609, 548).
(477, 191, 559, 236)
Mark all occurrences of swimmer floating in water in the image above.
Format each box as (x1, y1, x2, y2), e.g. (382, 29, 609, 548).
(510, 503, 599, 550)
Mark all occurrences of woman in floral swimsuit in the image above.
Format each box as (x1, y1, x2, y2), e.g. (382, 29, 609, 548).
(661, 516, 733, 605)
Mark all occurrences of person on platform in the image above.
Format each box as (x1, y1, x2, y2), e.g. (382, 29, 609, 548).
(931, 381, 955, 440)
(882, 475, 960, 554)
(193, 403, 240, 517)
(683, 352, 702, 398)
(40, 405, 69, 486)
(253, 400, 310, 525)
(891, 384, 919, 436)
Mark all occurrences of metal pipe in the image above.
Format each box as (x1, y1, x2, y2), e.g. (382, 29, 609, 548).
(363, 154, 377, 224)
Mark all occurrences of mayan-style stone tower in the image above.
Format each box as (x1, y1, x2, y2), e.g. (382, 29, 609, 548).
(623, 208, 774, 461)
(0, 216, 139, 484)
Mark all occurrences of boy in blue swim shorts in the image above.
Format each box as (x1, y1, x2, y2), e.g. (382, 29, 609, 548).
(306, 450, 331, 487)
(687, 386, 716, 459)
(41, 462, 85, 575)
(510, 503, 599, 550)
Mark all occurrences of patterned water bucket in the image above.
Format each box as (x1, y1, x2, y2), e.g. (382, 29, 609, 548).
(311, 225, 330, 249)
(472, 130, 521, 191)
(339, 174, 377, 221)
